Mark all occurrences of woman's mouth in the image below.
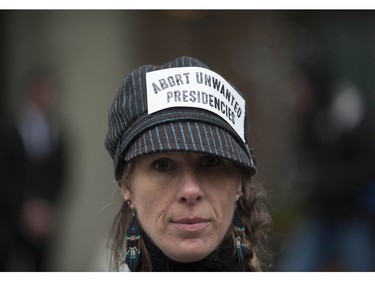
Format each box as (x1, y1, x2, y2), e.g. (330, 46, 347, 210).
(171, 218, 210, 233)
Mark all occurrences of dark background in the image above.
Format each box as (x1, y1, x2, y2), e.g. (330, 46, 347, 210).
(0, 10, 374, 271)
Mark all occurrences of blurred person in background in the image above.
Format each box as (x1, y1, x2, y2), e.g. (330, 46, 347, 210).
(0, 69, 67, 271)
(105, 56, 272, 271)
(278, 59, 375, 271)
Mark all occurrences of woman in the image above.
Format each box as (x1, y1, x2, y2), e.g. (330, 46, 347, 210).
(105, 56, 271, 271)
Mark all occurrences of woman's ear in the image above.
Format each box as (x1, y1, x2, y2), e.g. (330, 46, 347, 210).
(235, 190, 242, 202)
(120, 181, 132, 202)
(235, 177, 243, 202)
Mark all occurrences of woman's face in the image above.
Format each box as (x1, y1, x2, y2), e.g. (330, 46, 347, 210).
(122, 152, 242, 263)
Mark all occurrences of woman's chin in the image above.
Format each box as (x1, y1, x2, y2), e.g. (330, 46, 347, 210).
(162, 239, 215, 263)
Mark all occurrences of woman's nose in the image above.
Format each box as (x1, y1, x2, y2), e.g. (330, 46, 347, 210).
(177, 171, 204, 204)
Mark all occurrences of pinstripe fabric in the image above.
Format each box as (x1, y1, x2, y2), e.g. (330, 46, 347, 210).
(105, 56, 257, 180)
(125, 121, 253, 169)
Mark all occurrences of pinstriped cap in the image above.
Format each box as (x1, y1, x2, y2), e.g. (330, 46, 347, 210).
(105, 56, 256, 181)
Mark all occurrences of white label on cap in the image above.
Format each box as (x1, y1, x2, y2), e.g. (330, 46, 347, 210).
(146, 67, 246, 141)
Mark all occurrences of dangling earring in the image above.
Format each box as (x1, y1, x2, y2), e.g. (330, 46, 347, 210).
(123, 202, 141, 271)
(233, 211, 248, 262)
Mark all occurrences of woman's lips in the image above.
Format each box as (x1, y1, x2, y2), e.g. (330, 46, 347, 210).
(171, 218, 210, 233)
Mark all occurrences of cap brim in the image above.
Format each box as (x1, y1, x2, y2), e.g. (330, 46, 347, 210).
(125, 120, 256, 175)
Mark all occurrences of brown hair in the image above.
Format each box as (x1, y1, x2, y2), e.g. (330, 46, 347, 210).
(108, 162, 272, 271)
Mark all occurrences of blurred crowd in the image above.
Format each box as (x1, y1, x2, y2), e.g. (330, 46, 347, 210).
(0, 70, 67, 271)
(275, 59, 375, 271)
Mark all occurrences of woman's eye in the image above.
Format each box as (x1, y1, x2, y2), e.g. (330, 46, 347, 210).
(201, 155, 221, 167)
(153, 158, 172, 172)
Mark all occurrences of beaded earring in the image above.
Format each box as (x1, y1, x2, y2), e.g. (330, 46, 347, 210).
(123, 202, 141, 271)
(233, 211, 248, 262)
